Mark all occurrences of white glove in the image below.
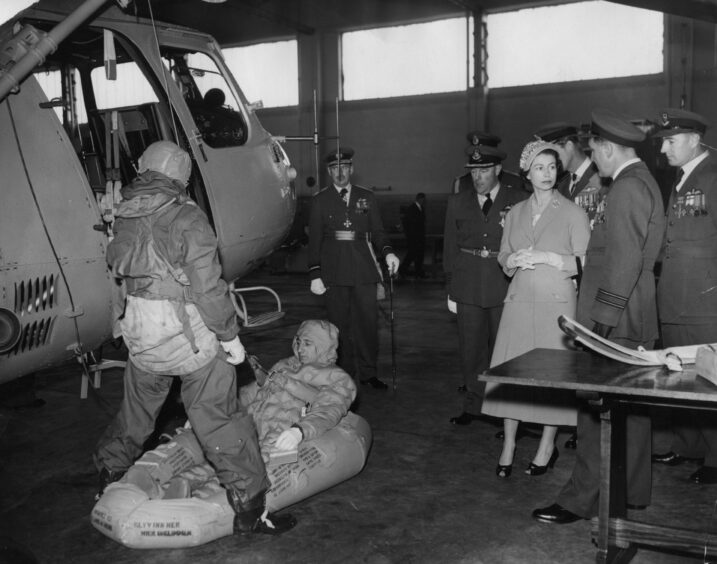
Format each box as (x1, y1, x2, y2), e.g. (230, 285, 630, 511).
(506, 250, 533, 270)
(310, 278, 327, 295)
(524, 250, 563, 269)
(221, 336, 246, 365)
(275, 427, 302, 451)
(385, 253, 400, 275)
(447, 296, 457, 314)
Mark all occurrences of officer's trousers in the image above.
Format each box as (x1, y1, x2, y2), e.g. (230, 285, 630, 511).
(325, 283, 378, 382)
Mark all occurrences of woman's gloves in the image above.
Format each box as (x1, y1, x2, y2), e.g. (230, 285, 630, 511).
(221, 336, 246, 365)
(275, 426, 303, 451)
(506, 249, 563, 270)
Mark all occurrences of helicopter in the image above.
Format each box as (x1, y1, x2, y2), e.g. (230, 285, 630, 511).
(0, 0, 297, 385)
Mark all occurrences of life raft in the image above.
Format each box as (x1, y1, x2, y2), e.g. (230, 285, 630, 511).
(91, 412, 371, 549)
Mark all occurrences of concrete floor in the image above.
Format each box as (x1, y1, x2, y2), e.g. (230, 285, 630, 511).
(0, 268, 711, 563)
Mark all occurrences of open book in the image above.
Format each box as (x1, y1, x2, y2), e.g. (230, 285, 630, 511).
(558, 315, 712, 372)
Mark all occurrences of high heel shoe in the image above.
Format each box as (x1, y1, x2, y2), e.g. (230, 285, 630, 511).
(496, 463, 512, 479)
(525, 448, 559, 476)
(496, 446, 515, 479)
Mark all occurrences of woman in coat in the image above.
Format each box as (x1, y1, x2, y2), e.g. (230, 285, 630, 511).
(481, 140, 591, 478)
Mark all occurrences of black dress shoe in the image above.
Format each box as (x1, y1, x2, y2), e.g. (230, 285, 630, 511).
(532, 503, 583, 524)
(457, 385, 467, 393)
(361, 377, 388, 390)
(564, 432, 577, 450)
(690, 465, 717, 484)
(450, 412, 478, 425)
(652, 451, 705, 466)
(495, 426, 541, 440)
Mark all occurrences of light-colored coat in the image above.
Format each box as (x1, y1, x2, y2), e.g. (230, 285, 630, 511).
(482, 192, 590, 425)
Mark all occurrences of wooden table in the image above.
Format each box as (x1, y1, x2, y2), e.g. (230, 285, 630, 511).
(480, 348, 717, 564)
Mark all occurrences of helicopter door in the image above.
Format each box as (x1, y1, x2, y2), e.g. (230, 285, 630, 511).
(0, 76, 112, 377)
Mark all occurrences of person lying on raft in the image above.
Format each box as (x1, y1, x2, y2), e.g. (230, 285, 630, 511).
(240, 319, 357, 461)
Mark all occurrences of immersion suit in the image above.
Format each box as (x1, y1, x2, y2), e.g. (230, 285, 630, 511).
(94, 164, 269, 509)
(240, 320, 357, 462)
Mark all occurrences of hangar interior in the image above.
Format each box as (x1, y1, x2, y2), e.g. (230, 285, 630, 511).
(2, 1, 717, 563)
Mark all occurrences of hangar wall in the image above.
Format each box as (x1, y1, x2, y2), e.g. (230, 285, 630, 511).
(254, 13, 717, 208)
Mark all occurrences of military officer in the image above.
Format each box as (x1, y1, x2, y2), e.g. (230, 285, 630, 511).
(454, 130, 525, 194)
(445, 144, 529, 424)
(651, 108, 717, 483)
(533, 108, 665, 524)
(308, 147, 399, 390)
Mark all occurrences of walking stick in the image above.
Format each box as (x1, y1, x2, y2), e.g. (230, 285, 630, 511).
(389, 272, 397, 391)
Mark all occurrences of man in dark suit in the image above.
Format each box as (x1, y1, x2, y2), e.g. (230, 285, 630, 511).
(533, 109, 665, 524)
(308, 147, 400, 390)
(650, 108, 717, 483)
(445, 145, 529, 425)
(399, 193, 427, 278)
(454, 130, 525, 195)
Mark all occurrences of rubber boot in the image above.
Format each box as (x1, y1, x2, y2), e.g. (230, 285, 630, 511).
(96, 467, 125, 500)
(225, 489, 297, 535)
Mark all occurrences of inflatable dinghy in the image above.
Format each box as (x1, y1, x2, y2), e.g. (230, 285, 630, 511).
(91, 412, 371, 548)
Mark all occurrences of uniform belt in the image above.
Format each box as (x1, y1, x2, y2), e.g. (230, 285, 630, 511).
(460, 247, 499, 258)
(328, 230, 368, 241)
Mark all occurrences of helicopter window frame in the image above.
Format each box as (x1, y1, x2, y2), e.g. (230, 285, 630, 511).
(161, 47, 250, 149)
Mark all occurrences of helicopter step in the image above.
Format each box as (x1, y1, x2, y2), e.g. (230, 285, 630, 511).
(229, 284, 286, 328)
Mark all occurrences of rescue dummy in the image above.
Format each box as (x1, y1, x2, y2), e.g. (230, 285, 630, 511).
(93, 140, 296, 535)
(241, 320, 357, 460)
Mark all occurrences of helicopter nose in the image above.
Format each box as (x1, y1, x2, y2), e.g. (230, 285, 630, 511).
(0, 308, 21, 354)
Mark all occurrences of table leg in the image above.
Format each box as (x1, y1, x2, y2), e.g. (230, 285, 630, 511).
(596, 403, 634, 564)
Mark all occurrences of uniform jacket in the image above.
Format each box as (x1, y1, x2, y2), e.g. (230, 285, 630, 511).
(240, 320, 357, 462)
(558, 161, 602, 201)
(107, 171, 238, 374)
(308, 185, 393, 286)
(657, 151, 717, 325)
(499, 192, 590, 304)
(577, 161, 665, 342)
(443, 183, 529, 307)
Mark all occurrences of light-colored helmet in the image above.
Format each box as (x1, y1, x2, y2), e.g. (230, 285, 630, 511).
(138, 141, 192, 185)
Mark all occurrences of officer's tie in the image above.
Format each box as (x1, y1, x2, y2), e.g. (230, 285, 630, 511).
(673, 168, 684, 191)
(482, 193, 492, 215)
(569, 173, 578, 196)
(340, 188, 348, 204)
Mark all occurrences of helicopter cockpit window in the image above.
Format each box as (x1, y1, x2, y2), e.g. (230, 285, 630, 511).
(163, 49, 247, 149)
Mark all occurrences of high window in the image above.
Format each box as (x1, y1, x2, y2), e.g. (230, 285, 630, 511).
(486, 1, 663, 88)
(222, 40, 299, 108)
(341, 17, 474, 101)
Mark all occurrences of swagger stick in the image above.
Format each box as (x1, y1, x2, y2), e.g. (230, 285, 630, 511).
(390, 272, 397, 392)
